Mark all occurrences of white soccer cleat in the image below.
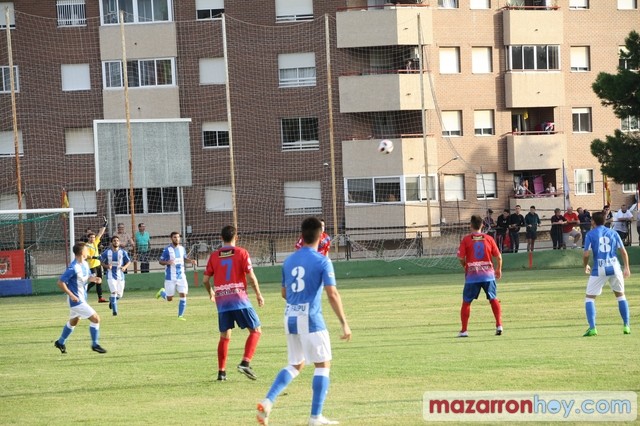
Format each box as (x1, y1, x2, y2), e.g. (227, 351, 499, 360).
(308, 415, 339, 425)
(256, 399, 272, 425)
(457, 331, 469, 338)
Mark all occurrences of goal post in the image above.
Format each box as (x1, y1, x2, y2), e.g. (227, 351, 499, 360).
(0, 208, 75, 280)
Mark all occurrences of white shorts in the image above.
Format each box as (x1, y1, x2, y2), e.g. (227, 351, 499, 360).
(563, 229, 580, 245)
(286, 329, 332, 365)
(107, 278, 125, 297)
(165, 277, 189, 297)
(586, 273, 625, 296)
(69, 301, 97, 320)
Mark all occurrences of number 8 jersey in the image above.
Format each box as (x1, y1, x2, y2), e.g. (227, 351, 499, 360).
(281, 247, 336, 334)
(584, 226, 624, 276)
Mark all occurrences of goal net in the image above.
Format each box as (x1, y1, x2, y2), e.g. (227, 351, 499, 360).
(0, 208, 74, 279)
(0, 6, 493, 273)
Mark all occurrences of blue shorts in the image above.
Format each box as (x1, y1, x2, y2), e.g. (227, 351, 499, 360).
(462, 280, 498, 303)
(218, 307, 261, 332)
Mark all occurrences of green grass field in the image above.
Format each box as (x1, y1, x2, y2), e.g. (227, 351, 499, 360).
(1, 266, 639, 425)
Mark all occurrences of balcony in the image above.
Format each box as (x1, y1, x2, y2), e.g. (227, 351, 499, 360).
(506, 131, 567, 171)
(502, 6, 563, 45)
(339, 72, 435, 113)
(504, 71, 565, 108)
(336, 5, 433, 48)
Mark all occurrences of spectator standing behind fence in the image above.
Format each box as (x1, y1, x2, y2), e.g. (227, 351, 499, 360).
(135, 223, 151, 273)
(495, 209, 510, 252)
(115, 223, 135, 252)
(550, 208, 567, 249)
(482, 209, 496, 239)
(577, 207, 592, 248)
(524, 206, 541, 252)
(508, 205, 525, 253)
(603, 205, 613, 228)
(563, 207, 581, 249)
(612, 204, 633, 243)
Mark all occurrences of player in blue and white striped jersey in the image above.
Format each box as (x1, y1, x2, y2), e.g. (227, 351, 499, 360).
(100, 236, 131, 316)
(156, 232, 196, 320)
(582, 211, 631, 337)
(257, 217, 351, 426)
(53, 242, 106, 354)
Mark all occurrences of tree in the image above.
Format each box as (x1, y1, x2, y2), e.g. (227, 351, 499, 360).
(590, 31, 640, 185)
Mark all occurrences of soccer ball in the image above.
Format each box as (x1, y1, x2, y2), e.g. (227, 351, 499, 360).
(378, 139, 394, 154)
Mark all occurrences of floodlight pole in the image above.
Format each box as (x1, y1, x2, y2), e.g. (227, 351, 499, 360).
(418, 14, 432, 239)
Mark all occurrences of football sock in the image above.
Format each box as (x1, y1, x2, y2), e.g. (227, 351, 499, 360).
(178, 298, 187, 317)
(460, 301, 471, 332)
(89, 322, 100, 346)
(110, 296, 118, 314)
(218, 337, 230, 370)
(243, 330, 261, 362)
(585, 298, 596, 329)
(266, 365, 299, 403)
(490, 298, 502, 327)
(58, 322, 74, 344)
(311, 368, 330, 417)
(617, 296, 629, 325)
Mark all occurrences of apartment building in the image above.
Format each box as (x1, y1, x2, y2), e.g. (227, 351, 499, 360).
(0, 0, 637, 245)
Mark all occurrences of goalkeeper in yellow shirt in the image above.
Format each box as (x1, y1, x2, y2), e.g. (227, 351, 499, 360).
(86, 217, 108, 303)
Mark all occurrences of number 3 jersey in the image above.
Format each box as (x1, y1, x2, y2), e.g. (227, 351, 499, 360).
(584, 226, 624, 276)
(204, 245, 253, 313)
(281, 247, 336, 334)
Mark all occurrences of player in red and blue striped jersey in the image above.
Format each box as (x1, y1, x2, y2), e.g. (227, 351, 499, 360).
(295, 218, 331, 256)
(54, 242, 106, 354)
(203, 226, 264, 382)
(582, 211, 631, 336)
(456, 214, 503, 337)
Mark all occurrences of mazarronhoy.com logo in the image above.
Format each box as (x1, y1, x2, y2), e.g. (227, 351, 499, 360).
(423, 391, 637, 422)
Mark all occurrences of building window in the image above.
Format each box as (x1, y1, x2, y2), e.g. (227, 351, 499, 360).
(506, 45, 560, 71)
(439, 47, 460, 74)
(619, 46, 631, 70)
(0, 130, 22, 156)
(443, 174, 465, 201)
(114, 187, 178, 214)
(406, 175, 437, 202)
(617, 0, 637, 9)
(199, 58, 226, 85)
(345, 177, 401, 203)
(476, 173, 497, 199)
(278, 53, 316, 88)
(65, 128, 94, 154)
(470, 0, 490, 9)
(442, 111, 462, 137)
(202, 122, 229, 148)
(275, 0, 313, 22)
(621, 115, 639, 132)
(0, 66, 19, 92)
(61, 64, 91, 91)
(205, 185, 232, 212)
(101, 0, 172, 24)
(196, 0, 223, 20)
(570, 46, 590, 72)
(0, 3, 15, 28)
(572, 108, 592, 133)
(103, 58, 175, 88)
(57, 0, 86, 26)
(471, 47, 492, 74)
(68, 190, 97, 216)
(474, 110, 494, 136)
(281, 118, 319, 151)
(569, 0, 589, 9)
(622, 183, 636, 193)
(438, 0, 459, 8)
(574, 169, 594, 195)
(284, 181, 322, 215)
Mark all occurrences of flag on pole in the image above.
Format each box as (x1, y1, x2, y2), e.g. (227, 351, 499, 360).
(603, 175, 611, 206)
(61, 189, 70, 209)
(562, 160, 570, 209)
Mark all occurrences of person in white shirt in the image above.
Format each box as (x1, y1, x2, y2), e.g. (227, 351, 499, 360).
(612, 204, 633, 243)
